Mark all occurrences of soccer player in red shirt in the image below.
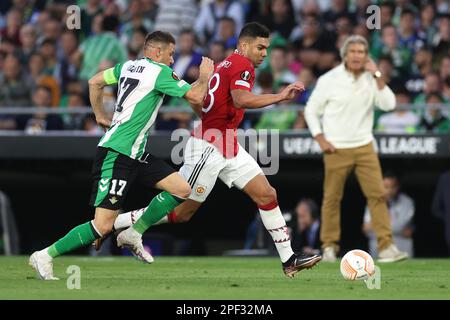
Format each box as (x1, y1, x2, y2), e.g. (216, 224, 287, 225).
(113, 23, 321, 277)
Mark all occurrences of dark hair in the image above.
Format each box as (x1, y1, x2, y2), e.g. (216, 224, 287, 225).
(298, 198, 319, 220)
(400, 8, 415, 17)
(445, 76, 450, 87)
(144, 31, 176, 49)
(34, 85, 52, 96)
(256, 72, 273, 88)
(238, 22, 270, 40)
(383, 171, 400, 184)
(102, 15, 120, 32)
(220, 16, 235, 24)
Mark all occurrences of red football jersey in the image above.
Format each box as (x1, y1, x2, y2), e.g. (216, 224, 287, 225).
(193, 51, 255, 158)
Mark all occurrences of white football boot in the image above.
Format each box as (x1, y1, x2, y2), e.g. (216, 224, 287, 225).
(116, 228, 154, 263)
(29, 251, 59, 280)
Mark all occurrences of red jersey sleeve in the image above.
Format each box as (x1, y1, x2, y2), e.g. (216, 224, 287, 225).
(229, 62, 254, 92)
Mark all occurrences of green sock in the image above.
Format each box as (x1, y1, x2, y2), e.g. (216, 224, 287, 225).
(133, 191, 183, 234)
(47, 221, 101, 258)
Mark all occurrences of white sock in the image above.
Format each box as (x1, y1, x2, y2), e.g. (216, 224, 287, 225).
(114, 206, 169, 230)
(259, 206, 294, 263)
(114, 208, 146, 230)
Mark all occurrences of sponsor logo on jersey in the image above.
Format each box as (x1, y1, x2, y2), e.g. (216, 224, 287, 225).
(196, 185, 206, 195)
(172, 72, 181, 81)
(241, 71, 251, 81)
(218, 60, 232, 69)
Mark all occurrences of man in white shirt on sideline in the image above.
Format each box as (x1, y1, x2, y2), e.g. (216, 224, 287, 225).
(305, 35, 409, 263)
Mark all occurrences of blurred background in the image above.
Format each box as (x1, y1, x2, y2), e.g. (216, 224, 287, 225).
(0, 0, 449, 258)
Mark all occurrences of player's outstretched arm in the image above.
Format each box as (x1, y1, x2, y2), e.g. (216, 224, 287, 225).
(231, 81, 305, 109)
(184, 57, 215, 113)
(88, 71, 111, 131)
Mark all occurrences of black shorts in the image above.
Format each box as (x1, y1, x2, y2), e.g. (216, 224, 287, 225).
(89, 147, 175, 210)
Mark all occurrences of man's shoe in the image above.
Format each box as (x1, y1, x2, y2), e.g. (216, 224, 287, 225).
(378, 244, 408, 263)
(29, 251, 59, 280)
(116, 228, 154, 264)
(282, 253, 322, 278)
(322, 246, 337, 262)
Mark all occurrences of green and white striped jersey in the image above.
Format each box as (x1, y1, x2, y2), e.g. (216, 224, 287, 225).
(98, 57, 192, 159)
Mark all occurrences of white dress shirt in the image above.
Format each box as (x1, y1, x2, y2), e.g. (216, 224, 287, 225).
(305, 64, 396, 149)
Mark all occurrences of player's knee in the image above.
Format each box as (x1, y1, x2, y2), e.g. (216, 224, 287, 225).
(93, 220, 113, 236)
(255, 186, 277, 206)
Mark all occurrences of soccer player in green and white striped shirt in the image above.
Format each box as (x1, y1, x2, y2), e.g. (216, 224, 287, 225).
(29, 31, 214, 280)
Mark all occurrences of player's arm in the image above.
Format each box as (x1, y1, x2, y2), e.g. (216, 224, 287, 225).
(88, 66, 119, 130)
(183, 57, 215, 114)
(88, 71, 111, 130)
(231, 82, 305, 109)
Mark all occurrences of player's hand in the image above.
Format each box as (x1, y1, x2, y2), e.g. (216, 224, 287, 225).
(96, 117, 111, 132)
(315, 134, 336, 154)
(199, 57, 215, 80)
(280, 81, 305, 101)
(364, 58, 378, 75)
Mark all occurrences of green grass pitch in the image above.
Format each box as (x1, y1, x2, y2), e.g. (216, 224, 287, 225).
(1, 256, 449, 299)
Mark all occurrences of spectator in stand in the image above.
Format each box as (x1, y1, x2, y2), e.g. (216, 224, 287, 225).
(414, 72, 442, 104)
(127, 26, 148, 60)
(208, 41, 226, 65)
(418, 93, 450, 133)
(291, 13, 337, 77)
(119, 0, 153, 48)
(322, 0, 355, 32)
(80, 0, 103, 39)
(215, 17, 238, 50)
(18, 24, 37, 64)
(195, 0, 244, 46)
(265, 45, 297, 92)
(153, 0, 197, 42)
(377, 86, 419, 134)
(172, 29, 202, 84)
(431, 14, 450, 61)
(55, 30, 79, 96)
(440, 55, 450, 81)
(0, 54, 32, 129)
(24, 86, 63, 134)
(371, 24, 413, 78)
(404, 48, 433, 98)
(290, 198, 321, 256)
(77, 15, 127, 82)
(398, 8, 425, 53)
(0, 8, 22, 46)
(363, 172, 415, 258)
(418, 2, 438, 47)
(256, 0, 296, 40)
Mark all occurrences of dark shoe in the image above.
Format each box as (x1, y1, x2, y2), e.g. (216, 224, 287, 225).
(282, 253, 322, 278)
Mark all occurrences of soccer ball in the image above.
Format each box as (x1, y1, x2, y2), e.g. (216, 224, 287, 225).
(340, 249, 375, 280)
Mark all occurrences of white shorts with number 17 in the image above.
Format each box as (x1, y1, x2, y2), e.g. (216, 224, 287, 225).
(179, 137, 263, 203)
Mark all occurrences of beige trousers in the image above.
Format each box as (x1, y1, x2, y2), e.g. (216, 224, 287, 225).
(321, 142, 393, 252)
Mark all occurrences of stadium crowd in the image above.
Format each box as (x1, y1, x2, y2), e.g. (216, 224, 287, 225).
(0, 0, 449, 134)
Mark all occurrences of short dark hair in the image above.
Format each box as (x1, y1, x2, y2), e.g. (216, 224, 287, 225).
(102, 15, 119, 32)
(383, 170, 400, 183)
(144, 31, 176, 49)
(238, 22, 270, 40)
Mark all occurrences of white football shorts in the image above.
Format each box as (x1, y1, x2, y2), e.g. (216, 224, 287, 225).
(179, 137, 263, 202)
